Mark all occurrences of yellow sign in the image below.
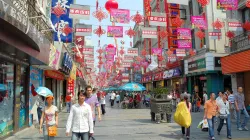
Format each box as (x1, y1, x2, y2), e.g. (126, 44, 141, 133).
(70, 63, 76, 80)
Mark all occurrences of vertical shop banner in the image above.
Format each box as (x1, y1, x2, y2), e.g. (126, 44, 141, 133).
(228, 21, 243, 31)
(107, 26, 123, 37)
(191, 16, 207, 29)
(123, 55, 134, 62)
(177, 28, 191, 39)
(152, 48, 162, 55)
(177, 40, 192, 49)
(176, 49, 186, 56)
(69, 4, 90, 19)
(82, 46, 94, 54)
(148, 12, 167, 27)
(141, 27, 157, 38)
(110, 9, 130, 23)
(51, 0, 73, 42)
(67, 78, 75, 95)
(70, 63, 76, 80)
(49, 42, 62, 70)
(29, 66, 43, 126)
(167, 0, 189, 5)
(75, 24, 92, 36)
(144, 0, 151, 17)
(127, 48, 139, 56)
(217, 0, 238, 10)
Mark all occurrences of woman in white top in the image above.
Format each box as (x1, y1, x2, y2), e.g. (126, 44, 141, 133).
(66, 92, 94, 140)
(100, 92, 106, 115)
(39, 96, 58, 140)
(217, 93, 232, 139)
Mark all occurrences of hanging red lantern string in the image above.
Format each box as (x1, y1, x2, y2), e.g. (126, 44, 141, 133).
(226, 31, 235, 39)
(97, 48, 103, 54)
(131, 11, 144, 25)
(243, 21, 250, 40)
(172, 16, 184, 27)
(246, 0, 250, 8)
(119, 48, 125, 56)
(93, 8, 108, 22)
(105, 0, 119, 13)
(125, 27, 136, 47)
(197, 0, 210, 7)
(93, 26, 106, 46)
(196, 30, 205, 48)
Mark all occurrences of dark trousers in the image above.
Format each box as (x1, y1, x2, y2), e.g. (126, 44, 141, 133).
(182, 126, 190, 137)
(37, 107, 42, 124)
(111, 100, 115, 107)
(101, 104, 106, 114)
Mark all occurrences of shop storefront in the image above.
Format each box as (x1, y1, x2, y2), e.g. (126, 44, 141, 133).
(141, 75, 152, 91)
(184, 52, 227, 97)
(163, 68, 182, 92)
(152, 72, 164, 88)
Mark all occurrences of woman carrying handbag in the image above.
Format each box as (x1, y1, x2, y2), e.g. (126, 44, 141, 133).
(39, 96, 58, 140)
(217, 93, 232, 139)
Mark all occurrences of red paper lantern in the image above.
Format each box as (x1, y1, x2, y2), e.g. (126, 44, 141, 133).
(243, 21, 250, 31)
(105, 0, 118, 13)
(246, 0, 250, 8)
(93, 26, 106, 37)
(196, 30, 205, 39)
(197, 0, 210, 7)
(172, 16, 183, 27)
(92, 8, 108, 22)
(226, 31, 235, 39)
(212, 19, 224, 30)
(131, 11, 144, 25)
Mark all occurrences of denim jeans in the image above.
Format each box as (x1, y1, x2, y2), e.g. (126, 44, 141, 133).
(236, 108, 250, 129)
(43, 124, 55, 140)
(217, 114, 231, 137)
(207, 116, 216, 138)
(66, 102, 71, 113)
(230, 104, 237, 119)
(37, 107, 42, 124)
(71, 132, 89, 140)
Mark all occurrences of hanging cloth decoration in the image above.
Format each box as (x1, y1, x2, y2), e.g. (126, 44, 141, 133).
(212, 18, 224, 40)
(125, 27, 136, 47)
(93, 8, 108, 22)
(93, 26, 106, 46)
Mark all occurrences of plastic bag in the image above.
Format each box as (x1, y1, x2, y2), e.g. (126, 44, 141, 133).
(174, 102, 192, 128)
(201, 119, 209, 132)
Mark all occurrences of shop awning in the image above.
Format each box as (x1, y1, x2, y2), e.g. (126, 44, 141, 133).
(44, 70, 64, 80)
(76, 68, 84, 79)
(221, 50, 250, 74)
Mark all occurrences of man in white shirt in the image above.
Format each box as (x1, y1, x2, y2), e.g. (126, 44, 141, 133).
(66, 92, 94, 140)
(110, 92, 116, 107)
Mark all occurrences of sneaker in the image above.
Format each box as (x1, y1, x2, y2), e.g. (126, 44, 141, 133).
(211, 137, 215, 140)
(238, 127, 243, 131)
(217, 131, 220, 135)
(243, 126, 249, 131)
(186, 136, 190, 139)
(227, 136, 232, 139)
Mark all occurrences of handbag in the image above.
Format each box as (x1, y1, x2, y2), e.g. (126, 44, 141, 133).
(48, 125, 57, 136)
(219, 114, 228, 119)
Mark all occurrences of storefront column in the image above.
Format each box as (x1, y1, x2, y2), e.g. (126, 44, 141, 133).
(188, 77, 192, 94)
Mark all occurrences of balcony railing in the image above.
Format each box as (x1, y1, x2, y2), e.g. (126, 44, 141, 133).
(230, 31, 250, 54)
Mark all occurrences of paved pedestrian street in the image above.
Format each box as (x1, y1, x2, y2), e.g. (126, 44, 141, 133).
(6, 104, 250, 140)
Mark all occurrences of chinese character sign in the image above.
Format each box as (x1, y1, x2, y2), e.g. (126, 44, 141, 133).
(141, 27, 157, 38)
(177, 40, 192, 49)
(75, 24, 92, 36)
(67, 78, 75, 95)
(191, 16, 207, 29)
(177, 28, 191, 39)
(107, 26, 123, 37)
(148, 12, 167, 27)
(217, 0, 238, 10)
(51, 0, 73, 42)
(127, 48, 138, 56)
(110, 9, 130, 23)
(69, 4, 90, 19)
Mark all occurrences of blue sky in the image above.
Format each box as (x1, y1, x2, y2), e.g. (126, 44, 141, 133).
(75, 0, 143, 67)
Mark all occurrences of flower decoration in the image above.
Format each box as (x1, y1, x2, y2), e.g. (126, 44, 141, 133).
(92, 8, 108, 22)
(212, 19, 224, 30)
(97, 55, 102, 60)
(172, 16, 184, 27)
(93, 26, 106, 37)
(226, 31, 235, 39)
(197, 0, 210, 7)
(131, 11, 144, 25)
(62, 25, 72, 36)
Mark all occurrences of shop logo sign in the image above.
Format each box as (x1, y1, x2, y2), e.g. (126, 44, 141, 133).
(188, 58, 206, 71)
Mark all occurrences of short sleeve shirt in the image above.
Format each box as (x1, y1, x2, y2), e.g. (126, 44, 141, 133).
(235, 93, 245, 109)
(85, 94, 100, 120)
(204, 100, 217, 119)
(43, 105, 58, 125)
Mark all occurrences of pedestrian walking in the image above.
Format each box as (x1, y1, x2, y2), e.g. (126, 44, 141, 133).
(235, 87, 249, 131)
(203, 91, 208, 105)
(66, 92, 94, 140)
(85, 86, 101, 126)
(37, 95, 45, 125)
(204, 93, 218, 140)
(39, 96, 58, 140)
(100, 92, 106, 115)
(227, 90, 237, 120)
(110, 91, 116, 107)
(217, 92, 232, 139)
(115, 93, 120, 107)
(181, 95, 192, 140)
(65, 92, 72, 113)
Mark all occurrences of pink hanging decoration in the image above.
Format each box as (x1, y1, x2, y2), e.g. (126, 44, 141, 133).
(131, 11, 144, 25)
(92, 8, 108, 22)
